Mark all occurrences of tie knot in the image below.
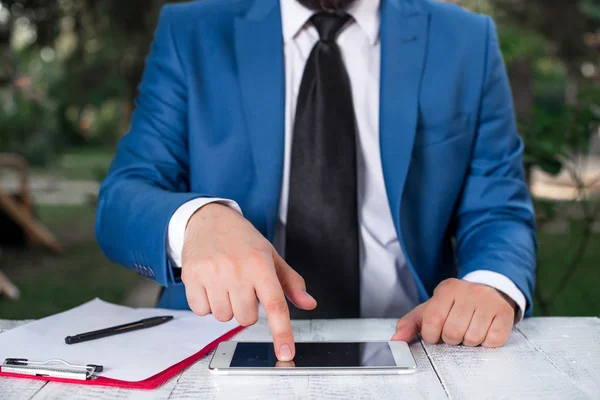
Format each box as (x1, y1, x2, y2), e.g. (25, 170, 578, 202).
(310, 12, 352, 42)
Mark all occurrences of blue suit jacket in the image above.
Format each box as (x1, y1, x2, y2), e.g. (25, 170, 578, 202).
(96, 0, 537, 315)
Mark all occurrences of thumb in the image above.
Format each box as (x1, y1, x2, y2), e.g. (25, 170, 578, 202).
(273, 250, 317, 311)
(392, 302, 426, 342)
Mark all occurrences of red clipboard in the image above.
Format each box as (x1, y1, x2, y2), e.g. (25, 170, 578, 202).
(0, 325, 245, 390)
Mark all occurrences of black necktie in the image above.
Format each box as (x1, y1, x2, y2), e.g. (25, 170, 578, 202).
(286, 13, 360, 319)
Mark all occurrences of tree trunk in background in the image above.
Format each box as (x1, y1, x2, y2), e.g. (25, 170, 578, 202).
(0, 12, 13, 97)
(124, 62, 144, 130)
(565, 64, 580, 107)
(508, 59, 535, 122)
(508, 59, 535, 184)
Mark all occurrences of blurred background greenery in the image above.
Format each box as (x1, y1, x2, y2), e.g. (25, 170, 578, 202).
(0, 0, 599, 319)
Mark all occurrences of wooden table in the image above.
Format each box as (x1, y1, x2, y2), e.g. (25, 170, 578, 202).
(1, 317, 599, 399)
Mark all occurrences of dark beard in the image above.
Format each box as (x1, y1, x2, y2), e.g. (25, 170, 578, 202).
(296, 0, 357, 12)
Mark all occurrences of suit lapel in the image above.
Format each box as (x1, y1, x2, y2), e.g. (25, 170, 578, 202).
(235, 0, 285, 241)
(380, 0, 429, 235)
(380, 0, 430, 300)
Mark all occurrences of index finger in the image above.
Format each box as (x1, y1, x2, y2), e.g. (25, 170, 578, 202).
(255, 273, 295, 362)
(420, 295, 454, 344)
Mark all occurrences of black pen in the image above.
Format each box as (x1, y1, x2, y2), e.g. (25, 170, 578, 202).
(64, 316, 174, 345)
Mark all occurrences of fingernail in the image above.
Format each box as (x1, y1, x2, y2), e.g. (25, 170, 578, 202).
(279, 344, 292, 361)
(304, 291, 316, 302)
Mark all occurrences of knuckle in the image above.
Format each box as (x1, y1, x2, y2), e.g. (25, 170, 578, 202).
(420, 331, 439, 345)
(265, 297, 289, 315)
(395, 319, 404, 331)
(435, 278, 458, 294)
(447, 278, 459, 285)
(185, 289, 208, 314)
(213, 309, 234, 322)
(442, 324, 464, 343)
(463, 331, 484, 347)
(189, 302, 210, 316)
(199, 307, 211, 316)
(237, 314, 259, 327)
(186, 258, 220, 281)
(186, 293, 210, 316)
(452, 303, 468, 317)
(215, 255, 237, 274)
(483, 331, 507, 348)
(423, 311, 446, 329)
(501, 302, 516, 317)
(282, 274, 306, 291)
(467, 282, 488, 296)
(247, 249, 270, 268)
(181, 264, 200, 284)
(291, 274, 306, 287)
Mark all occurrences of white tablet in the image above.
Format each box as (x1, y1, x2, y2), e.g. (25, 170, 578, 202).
(209, 341, 417, 375)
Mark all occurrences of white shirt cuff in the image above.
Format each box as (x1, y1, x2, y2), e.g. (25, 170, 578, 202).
(462, 270, 526, 323)
(167, 198, 243, 269)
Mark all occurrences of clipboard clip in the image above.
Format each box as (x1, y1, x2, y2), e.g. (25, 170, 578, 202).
(2, 358, 104, 381)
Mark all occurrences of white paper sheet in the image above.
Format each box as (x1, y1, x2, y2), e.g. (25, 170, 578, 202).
(0, 299, 239, 381)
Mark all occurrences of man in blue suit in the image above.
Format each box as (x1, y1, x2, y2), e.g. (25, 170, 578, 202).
(96, 0, 536, 362)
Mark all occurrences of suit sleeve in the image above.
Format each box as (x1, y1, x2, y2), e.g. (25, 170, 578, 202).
(95, 6, 203, 287)
(455, 17, 537, 316)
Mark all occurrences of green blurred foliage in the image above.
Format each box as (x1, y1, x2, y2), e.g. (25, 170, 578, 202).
(1, 0, 185, 159)
(0, 91, 60, 165)
(523, 87, 600, 176)
(498, 25, 547, 65)
(0, 45, 64, 164)
(88, 99, 126, 146)
(582, 0, 600, 21)
(460, 0, 600, 175)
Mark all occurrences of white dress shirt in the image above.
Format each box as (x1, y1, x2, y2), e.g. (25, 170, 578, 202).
(167, 0, 526, 320)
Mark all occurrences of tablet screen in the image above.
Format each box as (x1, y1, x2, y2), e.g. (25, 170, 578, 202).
(230, 342, 396, 368)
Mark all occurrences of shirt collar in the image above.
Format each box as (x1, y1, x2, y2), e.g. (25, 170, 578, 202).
(281, 0, 381, 46)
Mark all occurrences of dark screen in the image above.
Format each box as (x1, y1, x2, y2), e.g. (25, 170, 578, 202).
(230, 342, 396, 368)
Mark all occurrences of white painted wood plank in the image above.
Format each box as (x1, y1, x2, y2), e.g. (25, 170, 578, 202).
(517, 317, 600, 399)
(168, 353, 310, 400)
(234, 319, 313, 342)
(309, 319, 398, 342)
(27, 380, 178, 400)
(422, 326, 593, 400)
(0, 378, 47, 400)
